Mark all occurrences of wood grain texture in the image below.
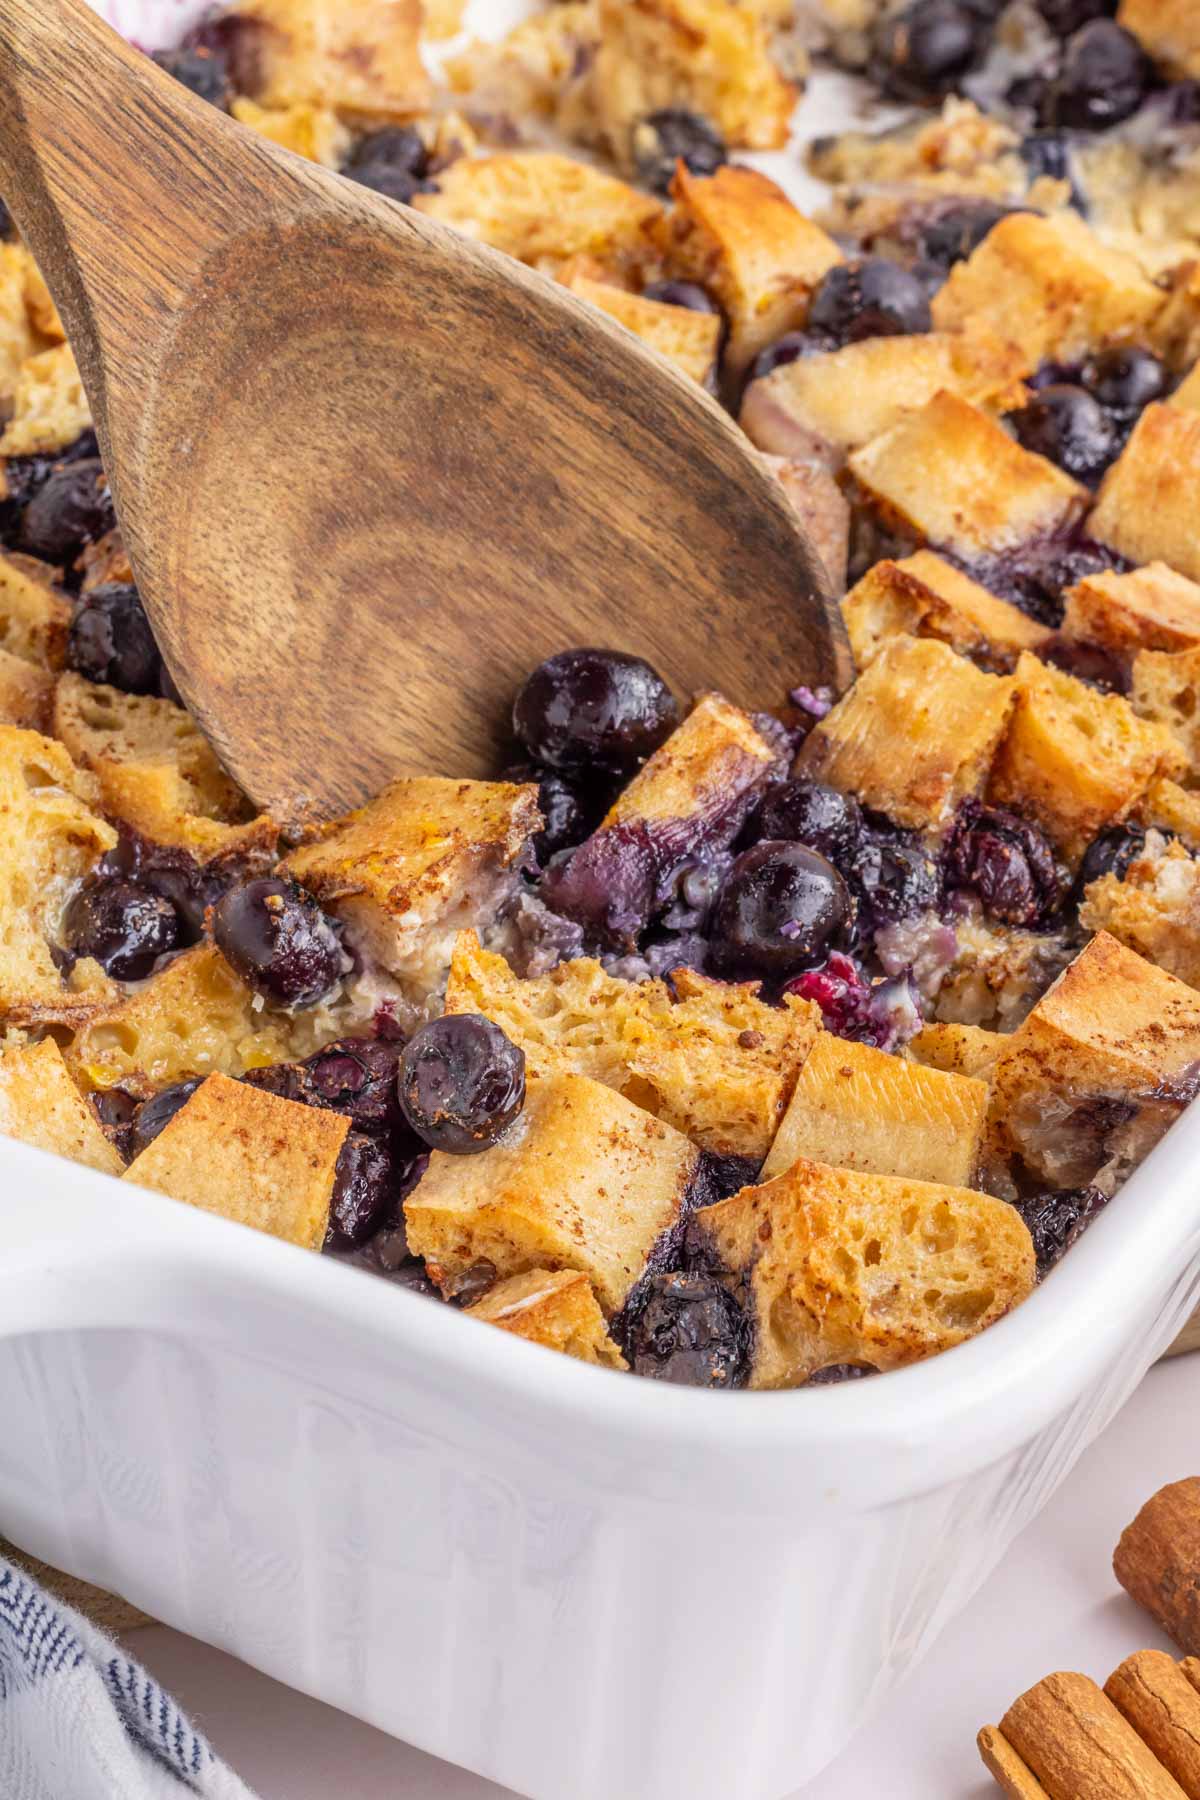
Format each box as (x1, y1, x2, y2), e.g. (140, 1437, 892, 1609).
(0, 0, 849, 827)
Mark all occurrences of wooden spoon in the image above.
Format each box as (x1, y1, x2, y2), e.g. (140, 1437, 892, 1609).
(0, 0, 850, 826)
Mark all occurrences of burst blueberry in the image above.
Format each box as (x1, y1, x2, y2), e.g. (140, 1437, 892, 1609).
(19, 459, 115, 565)
(68, 584, 163, 694)
(616, 1272, 750, 1387)
(63, 874, 181, 980)
(633, 109, 726, 195)
(212, 876, 345, 1008)
(943, 803, 1061, 925)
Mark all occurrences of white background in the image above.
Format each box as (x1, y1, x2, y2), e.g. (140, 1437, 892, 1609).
(129, 1354, 1196, 1799)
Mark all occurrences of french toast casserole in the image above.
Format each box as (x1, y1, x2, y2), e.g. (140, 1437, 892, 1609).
(2, 0, 1200, 1390)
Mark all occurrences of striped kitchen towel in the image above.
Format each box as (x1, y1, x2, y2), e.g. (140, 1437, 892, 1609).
(0, 1557, 258, 1799)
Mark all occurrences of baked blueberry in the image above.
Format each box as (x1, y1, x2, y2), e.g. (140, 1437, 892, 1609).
(807, 259, 932, 348)
(1074, 822, 1147, 894)
(750, 779, 863, 865)
(641, 279, 722, 316)
(1017, 131, 1087, 210)
(503, 760, 597, 861)
(943, 803, 1061, 925)
(325, 1133, 397, 1250)
(919, 200, 1016, 268)
(68, 584, 162, 694)
(89, 1087, 139, 1162)
(129, 1078, 203, 1157)
(746, 331, 823, 385)
(1081, 345, 1168, 421)
(1036, 0, 1116, 37)
(212, 876, 345, 1008)
(1048, 21, 1153, 130)
(246, 1037, 410, 1141)
(513, 648, 679, 775)
(151, 44, 232, 109)
(0, 198, 11, 240)
(347, 127, 428, 176)
(19, 459, 115, 565)
(398, 1013, 525, 1155)
(849, 828, 940, 929)
(1014, 1185, 1107, 1276)
(616, 1271, 750, 1387)
(712, 841, 850, 976)
(1042, 636, 1128, 693)
(633, 109, 726, 196)
(872, 1, 989, 102)
(1006, 385, 1115, 485)
(345, 159, 437, 205)
(63, 874, 181, 980)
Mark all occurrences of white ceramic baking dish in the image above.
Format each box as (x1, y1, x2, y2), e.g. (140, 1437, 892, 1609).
(7, 4, 1200, 1793)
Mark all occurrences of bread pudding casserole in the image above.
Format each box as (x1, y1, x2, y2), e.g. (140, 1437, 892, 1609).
(3, 0, 1200, 1391)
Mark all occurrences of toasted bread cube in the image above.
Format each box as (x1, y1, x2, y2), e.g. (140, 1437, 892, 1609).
(1090, 405, 1200, 585)
(1148, 261, 1200, 374)
(0, 244, 34, 404)
(281, 776, 539, 1005)
(989, 932, 1200, 1186)
(1137, 777, 1200, 846)
(77, 528, 134, 594)
(0, 649, 52, 730)
(849, 392, 1089, 556)
(691, 1157, 1035, 1387)
(908, 1020, 1005, 1082)
(797, 635, 1015, 829)
(414, 153, 662, 275)
(764, 457, 850, 590)
(53, 674, 274, 862)
(229, 96, 349, 166)
(1118, 0, 1200, 77)
(0, 1037, 122, 1176)
(124, 1072, 346, 1248)
(657, 165, 843, 372)
(591, 0, 795, 166)
(1080, 835, 1200, 989)
(446, 930, 819, 1158)
(1171, 361, 1200, 412)
(405, 1073, 699, 1313)
(843, 551, 1051, 673)
(225, 0, 428, 120)
(1062, 562, 1200, 658)
(464, 1268, 627, 1368)
(930, 212, 1164, 364)
(1131, 642, 1200, 772)
(562, 276, 721, 384)
(0, 344, 91, 459)
(0, 726, 117, 1026)
(22, 258, 63, 343)
(0, 552, 71, 671)
(989, 652, 1182, 862)
(760, 1030, 988, 1187)
(934, 915, 1073, 1033)
(67, 943, 373, 1095)
(540, 693, 782, 944)
(740, 331, 1029, 467)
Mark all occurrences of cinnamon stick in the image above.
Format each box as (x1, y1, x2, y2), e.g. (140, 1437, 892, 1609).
(1000, 1670, 1188, 1798)
(1115, 1479, 1200, 1654)
(1105, 1650, 1200, 1798)
(978, 1723, 1052, 1797)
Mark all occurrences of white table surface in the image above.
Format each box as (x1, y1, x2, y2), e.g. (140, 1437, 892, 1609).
(128, 1354, 1198, 1800)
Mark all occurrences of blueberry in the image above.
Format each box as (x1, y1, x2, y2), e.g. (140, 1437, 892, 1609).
(346, 127, 428, 176)
(63, 874, 181, 979)
(632, 109, 726, 196)
(325, 1133, 397, 1250)
(1006, 384, 1115, 485)
(398, 1014, 525, 1155)
(919, 201, 1017, 268)
(849, 828, 940, 930)
(712, 841, 850, 976)
(872, 1, 989, 102)
(746, 331, 823, 385)
(1042, 636, 1128, 693)
(0, 198, 11, 240)
(1075, 822, 1146, 894)
(807, 259, 932, 348)
(751, 779, 863, 865)
(1018, 131, 1087, 210)
(1049, 21, 1153, 130)
(89, 1086, 139, 1161)
(1081, 345, 1168, 420)
(246, 1036, 410, 1139)
(1014, 1185, 1107, 1276)
(1036, 0, 1115, 36)
(19, 459, 115, 565)
(943, 803, 1061, 925)
(503, 760, 597, 861)
(68, 584, 162, 694)
(513, 648, 679, 775)
(444, 1259, 501, 1306)
(212, 877, 344, 1008)
(616, 1272, 749, 1387)
(641, 280, 722, 315)
(129, 1078, 203, 1157)
(345, 161, 437, 205)
(98, 825, 266, 943)
(151, 44, 232, 108)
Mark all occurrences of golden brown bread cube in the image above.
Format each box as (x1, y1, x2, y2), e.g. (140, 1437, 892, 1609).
(405, 1072, 699, 1314)
(1080, 834, 1200, 989)
(764, 457, 850, 591)
(561, 275, 721, 385)
(797, 634, 1015, 829)
(989, 652, 1183, 863)
(229, 96, 349, 166)
(1171, 360, 1200, 413)
(77, 529, 134, 595)
(280, 776, 541, 1007)
(0, 553, 71, 672)
(988, 932, 1200, 1188)
(691, 1157, 1036, 1388)
(464, 1268, 627, 1369)
(445, 929, 819, 1159)
(225, 0, 429, 120)
(1090, 405, 1200, 585)
(1138, 777, 1200, 846)
(1062, 562, 1200, 658)
(740, 330, 1029, 468)
(21, 258, 63, 344)
(760, 1030, 988, 1188)
(657, 165, 843, 372)
(53, 675, 275, 863)
(0, 343, 91, 458)
(0, 649, 53, 731)
(0, 725, 117, 1027)
(1131, 643, 1200, 773)
(907, 1020, 1005, 1082)
(0, 243, 35, 406)
(591, 0, 795, 167)
(842, 551, 1051, 673)
(124, 1072, 346, 1249)
(930, 211, 1164, 364)
(67, 943, 373, 1096)
(0, 1037, 122, 1176)
(606, 691, 780, 831)
(414, 153, 662, 276)
(1118, 0, 1200, 77)
(848, 391, 1088, 557)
